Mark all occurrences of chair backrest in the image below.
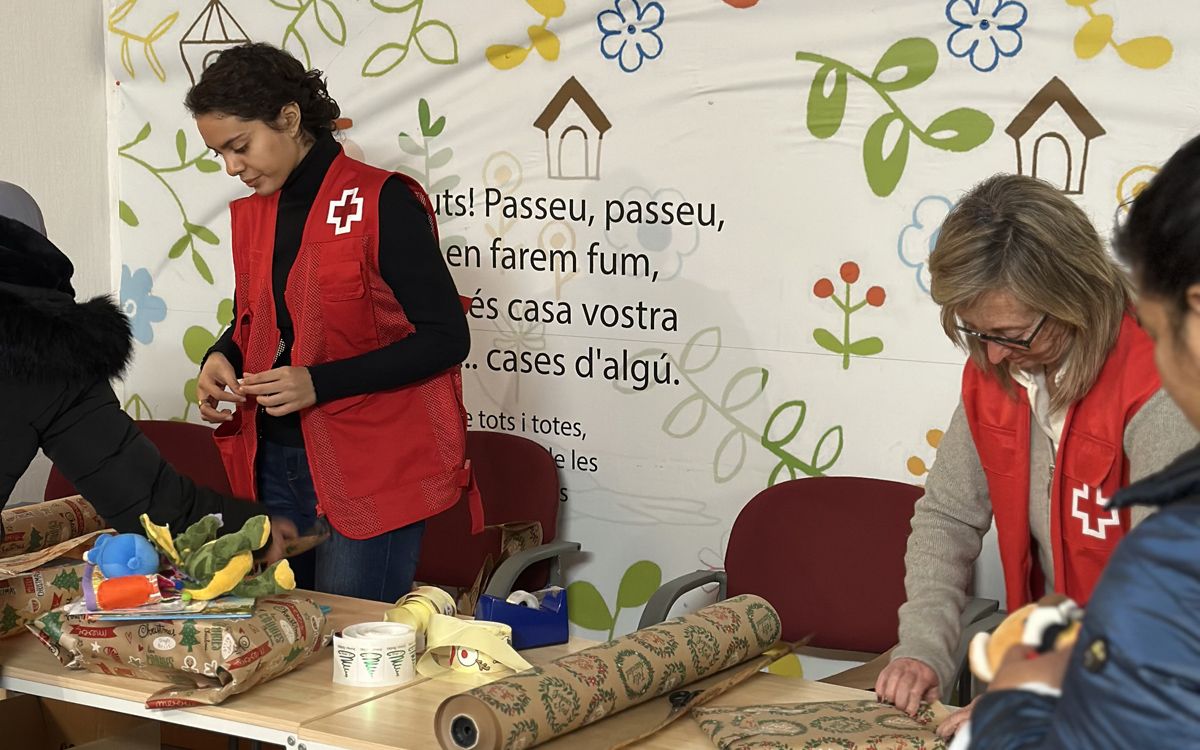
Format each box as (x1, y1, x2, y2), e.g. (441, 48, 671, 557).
(415, 430, 561, 590)
(0, 181, 47, 236)
(724, 476, 923, 652)
(45, 420, 232, 501)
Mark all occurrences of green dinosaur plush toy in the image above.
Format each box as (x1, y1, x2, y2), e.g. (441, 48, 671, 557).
(139, 513, 295, 601)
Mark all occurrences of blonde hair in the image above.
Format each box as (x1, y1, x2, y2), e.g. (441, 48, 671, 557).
(930, 174, 1133, 412)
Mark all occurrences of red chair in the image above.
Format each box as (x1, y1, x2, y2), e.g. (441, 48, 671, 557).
(638, 477, 998, 700)
(415, 430, 578, 599)
(45, 420, 232, 500)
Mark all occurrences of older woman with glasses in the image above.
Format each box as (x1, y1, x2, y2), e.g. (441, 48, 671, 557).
(874, 173, 1197, 736)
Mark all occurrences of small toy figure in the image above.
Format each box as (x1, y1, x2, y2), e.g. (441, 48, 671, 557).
(84, 533, 160, 579)
(140, 513, 295, 601)
(968, 595, 1084, 684)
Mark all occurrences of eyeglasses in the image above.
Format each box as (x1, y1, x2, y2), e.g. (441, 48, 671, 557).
(955, 313, 1049, 350)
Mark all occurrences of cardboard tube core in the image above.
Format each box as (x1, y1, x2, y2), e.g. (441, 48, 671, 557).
(450, 713, 479, 749)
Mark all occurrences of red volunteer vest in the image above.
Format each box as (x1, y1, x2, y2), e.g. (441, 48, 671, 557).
(962, 314, 1159, 609)
(214, 152, 482, 539)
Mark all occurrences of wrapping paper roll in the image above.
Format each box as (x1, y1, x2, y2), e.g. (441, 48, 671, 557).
(418, 614, 533, 682)
(333, 622, 418, 687)
(385, 585, 458, 652)
(435, 594, 782, 750)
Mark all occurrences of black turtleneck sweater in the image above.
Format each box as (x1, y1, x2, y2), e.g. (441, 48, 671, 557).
(206, 133, 470, 447)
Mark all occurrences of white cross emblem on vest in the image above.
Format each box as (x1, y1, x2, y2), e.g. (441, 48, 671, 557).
(1071, 483, 1119, 539)
(327, 187, 363, 235)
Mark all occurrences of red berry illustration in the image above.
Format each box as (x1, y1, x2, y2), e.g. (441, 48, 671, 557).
(813, 278, 835, 298)
(866, 286, 886, 307)
(839, 261, 860, 284)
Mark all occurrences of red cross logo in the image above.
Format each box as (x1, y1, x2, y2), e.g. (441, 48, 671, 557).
(1071, 483, 1119, 539)
(327, 187, 363, 235)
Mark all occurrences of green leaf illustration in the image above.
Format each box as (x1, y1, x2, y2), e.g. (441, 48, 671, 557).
(217, 298, 235, 327)
(316, 0, 348, 45)
(192, 251, 214, 284)
(363, 43, 410, 77)
(398, 132, 425, 157)
(812, 425, 845, 473)
(168, 235, 190, 259)
(418, 98, 432, 136)
(871, 37, 937, 91)
(128, 122, 152, 149)
(567, 581, 613, 632)
(183, 326, 217, 364)
(680, 326, 721, 374)
(663, 393, 708, 438)
(807, 64, 847, 139)
(415, 20, 459, 65)
(427, 115, 447, 139)
(175, 129, 187, 163)
(721, 367, 768, 411)
(371, 0, 420, 11)
(768, 460, 797, 487)
(763, 400, 807, 449)
(124, 394, 153, 419)
(430, 175, 461, 195)
(196, 158, 221, 173)
(119, 200, 139, 227)
(862, 112, 911, 197)
(186, 222, 219, 245)
(183, 377, 199, 405)
(848, 337, 884, 356)
(616, 561, 662, 610)
(813, 328, 845, 354)
(925, 108, 994, 152)
(713, 428, 748, 483)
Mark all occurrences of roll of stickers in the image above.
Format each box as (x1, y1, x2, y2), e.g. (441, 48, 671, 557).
(505, 590, 541, 609)
(434, 594, 782, 750)
(417, 614, 533, 682)
(332, 621, 418, 687)
(385, 585, 458, 652)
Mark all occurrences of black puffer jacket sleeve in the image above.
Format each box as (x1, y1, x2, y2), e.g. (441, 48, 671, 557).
(2, 378, 258, 534)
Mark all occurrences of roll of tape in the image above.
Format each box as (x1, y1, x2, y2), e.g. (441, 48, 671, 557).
(385, 586, 458, 652)
(332, 621, 418, 688)
(505, 590, 540, 609)
(417, 614, 533, 682)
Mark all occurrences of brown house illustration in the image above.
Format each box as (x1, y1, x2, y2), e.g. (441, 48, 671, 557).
(179, 0, 250, 86)
(1006, 77, 1106, 195)
(533, 77, 612, 181)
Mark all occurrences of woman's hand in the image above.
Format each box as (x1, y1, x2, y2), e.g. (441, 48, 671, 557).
(876, 657, 940, 716)
(240, 366, 316, 416)
(197, 352, 244, 423)
(937, 697, 979, 738)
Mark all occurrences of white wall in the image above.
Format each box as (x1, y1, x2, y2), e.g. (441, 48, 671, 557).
(1, 4, 112, 502)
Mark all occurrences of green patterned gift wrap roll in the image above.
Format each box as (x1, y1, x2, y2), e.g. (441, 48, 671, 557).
(435, 594, 783, 750)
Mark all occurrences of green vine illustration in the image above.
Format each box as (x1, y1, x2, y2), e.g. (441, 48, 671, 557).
(118, 123, 222, 284)
(622, 327, 844, 485)
(364, 0, 460, 75)
(811, 261, 886, 370)
(108, 0, 178, 82)
(180, 298, 236, 422)
(567, 560, 661, 640)
(796, 38, 994, 197)
(486, 0, 565, 70)
(397, 99, 465, 252)
(1070, 0, 1172, 69)
(270, 0, 348, 69)
(123, 393, 155, 420)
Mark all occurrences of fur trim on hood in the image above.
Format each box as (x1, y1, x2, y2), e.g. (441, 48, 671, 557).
(0, 285, 132, 382)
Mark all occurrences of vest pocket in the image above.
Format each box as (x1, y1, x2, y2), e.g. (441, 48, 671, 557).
(1060, 432, 1122, 550)
(975, 422, 1019, 478)
(319, 260, 366, 301)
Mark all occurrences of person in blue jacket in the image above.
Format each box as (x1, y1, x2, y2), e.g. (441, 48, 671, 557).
(961, 134, 1200, 748)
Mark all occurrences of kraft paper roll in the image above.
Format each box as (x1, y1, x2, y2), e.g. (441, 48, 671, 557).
(435, 594, 782, 750)
(332, 621, 418, 687)
(418, 614, 533, 682)
(385, 585, 458, 652)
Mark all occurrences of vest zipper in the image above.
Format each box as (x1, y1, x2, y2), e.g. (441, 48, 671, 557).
(255, 336, 287, 439)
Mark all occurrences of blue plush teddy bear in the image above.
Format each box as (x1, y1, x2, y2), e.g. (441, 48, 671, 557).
(84, 533, 160, 579)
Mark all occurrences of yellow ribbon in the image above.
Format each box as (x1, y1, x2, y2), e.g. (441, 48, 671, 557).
(416, 614, 532, 682)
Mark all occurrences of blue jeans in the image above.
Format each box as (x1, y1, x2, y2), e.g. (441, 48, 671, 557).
(255, 441, 425, 603)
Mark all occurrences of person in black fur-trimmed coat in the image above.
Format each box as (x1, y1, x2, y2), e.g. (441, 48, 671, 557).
(0, 214, 296, 556)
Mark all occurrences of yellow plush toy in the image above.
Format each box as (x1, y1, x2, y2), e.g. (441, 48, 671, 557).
(139, 513, 295, 601)
(968, 595, 1084, 683)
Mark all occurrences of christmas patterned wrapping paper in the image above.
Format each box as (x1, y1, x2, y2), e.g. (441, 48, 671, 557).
(27, 594, 332, 707)
(435, 594, 783, 750)
(692, 700, 950, 750)
(1, 496, 106, 558)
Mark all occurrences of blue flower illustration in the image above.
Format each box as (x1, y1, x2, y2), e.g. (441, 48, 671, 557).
(946, 0, 1027, 73)
(597, 0, 664, 73)
(898, 196, 954, 294)
(120, 265, 167, 344)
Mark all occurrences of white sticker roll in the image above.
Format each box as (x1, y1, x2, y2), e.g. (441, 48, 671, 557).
(332, 621, 418, 687)
(505, 590, 540, 609)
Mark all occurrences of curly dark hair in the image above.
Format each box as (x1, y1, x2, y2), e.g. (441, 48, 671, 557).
(184, 42, 340, 139)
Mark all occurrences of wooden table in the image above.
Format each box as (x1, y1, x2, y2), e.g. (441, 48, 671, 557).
(0, 591, 402, 745)
(297, 668, 874, 750)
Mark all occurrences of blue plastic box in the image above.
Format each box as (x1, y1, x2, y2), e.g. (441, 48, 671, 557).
(475, 587, 569, 650)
